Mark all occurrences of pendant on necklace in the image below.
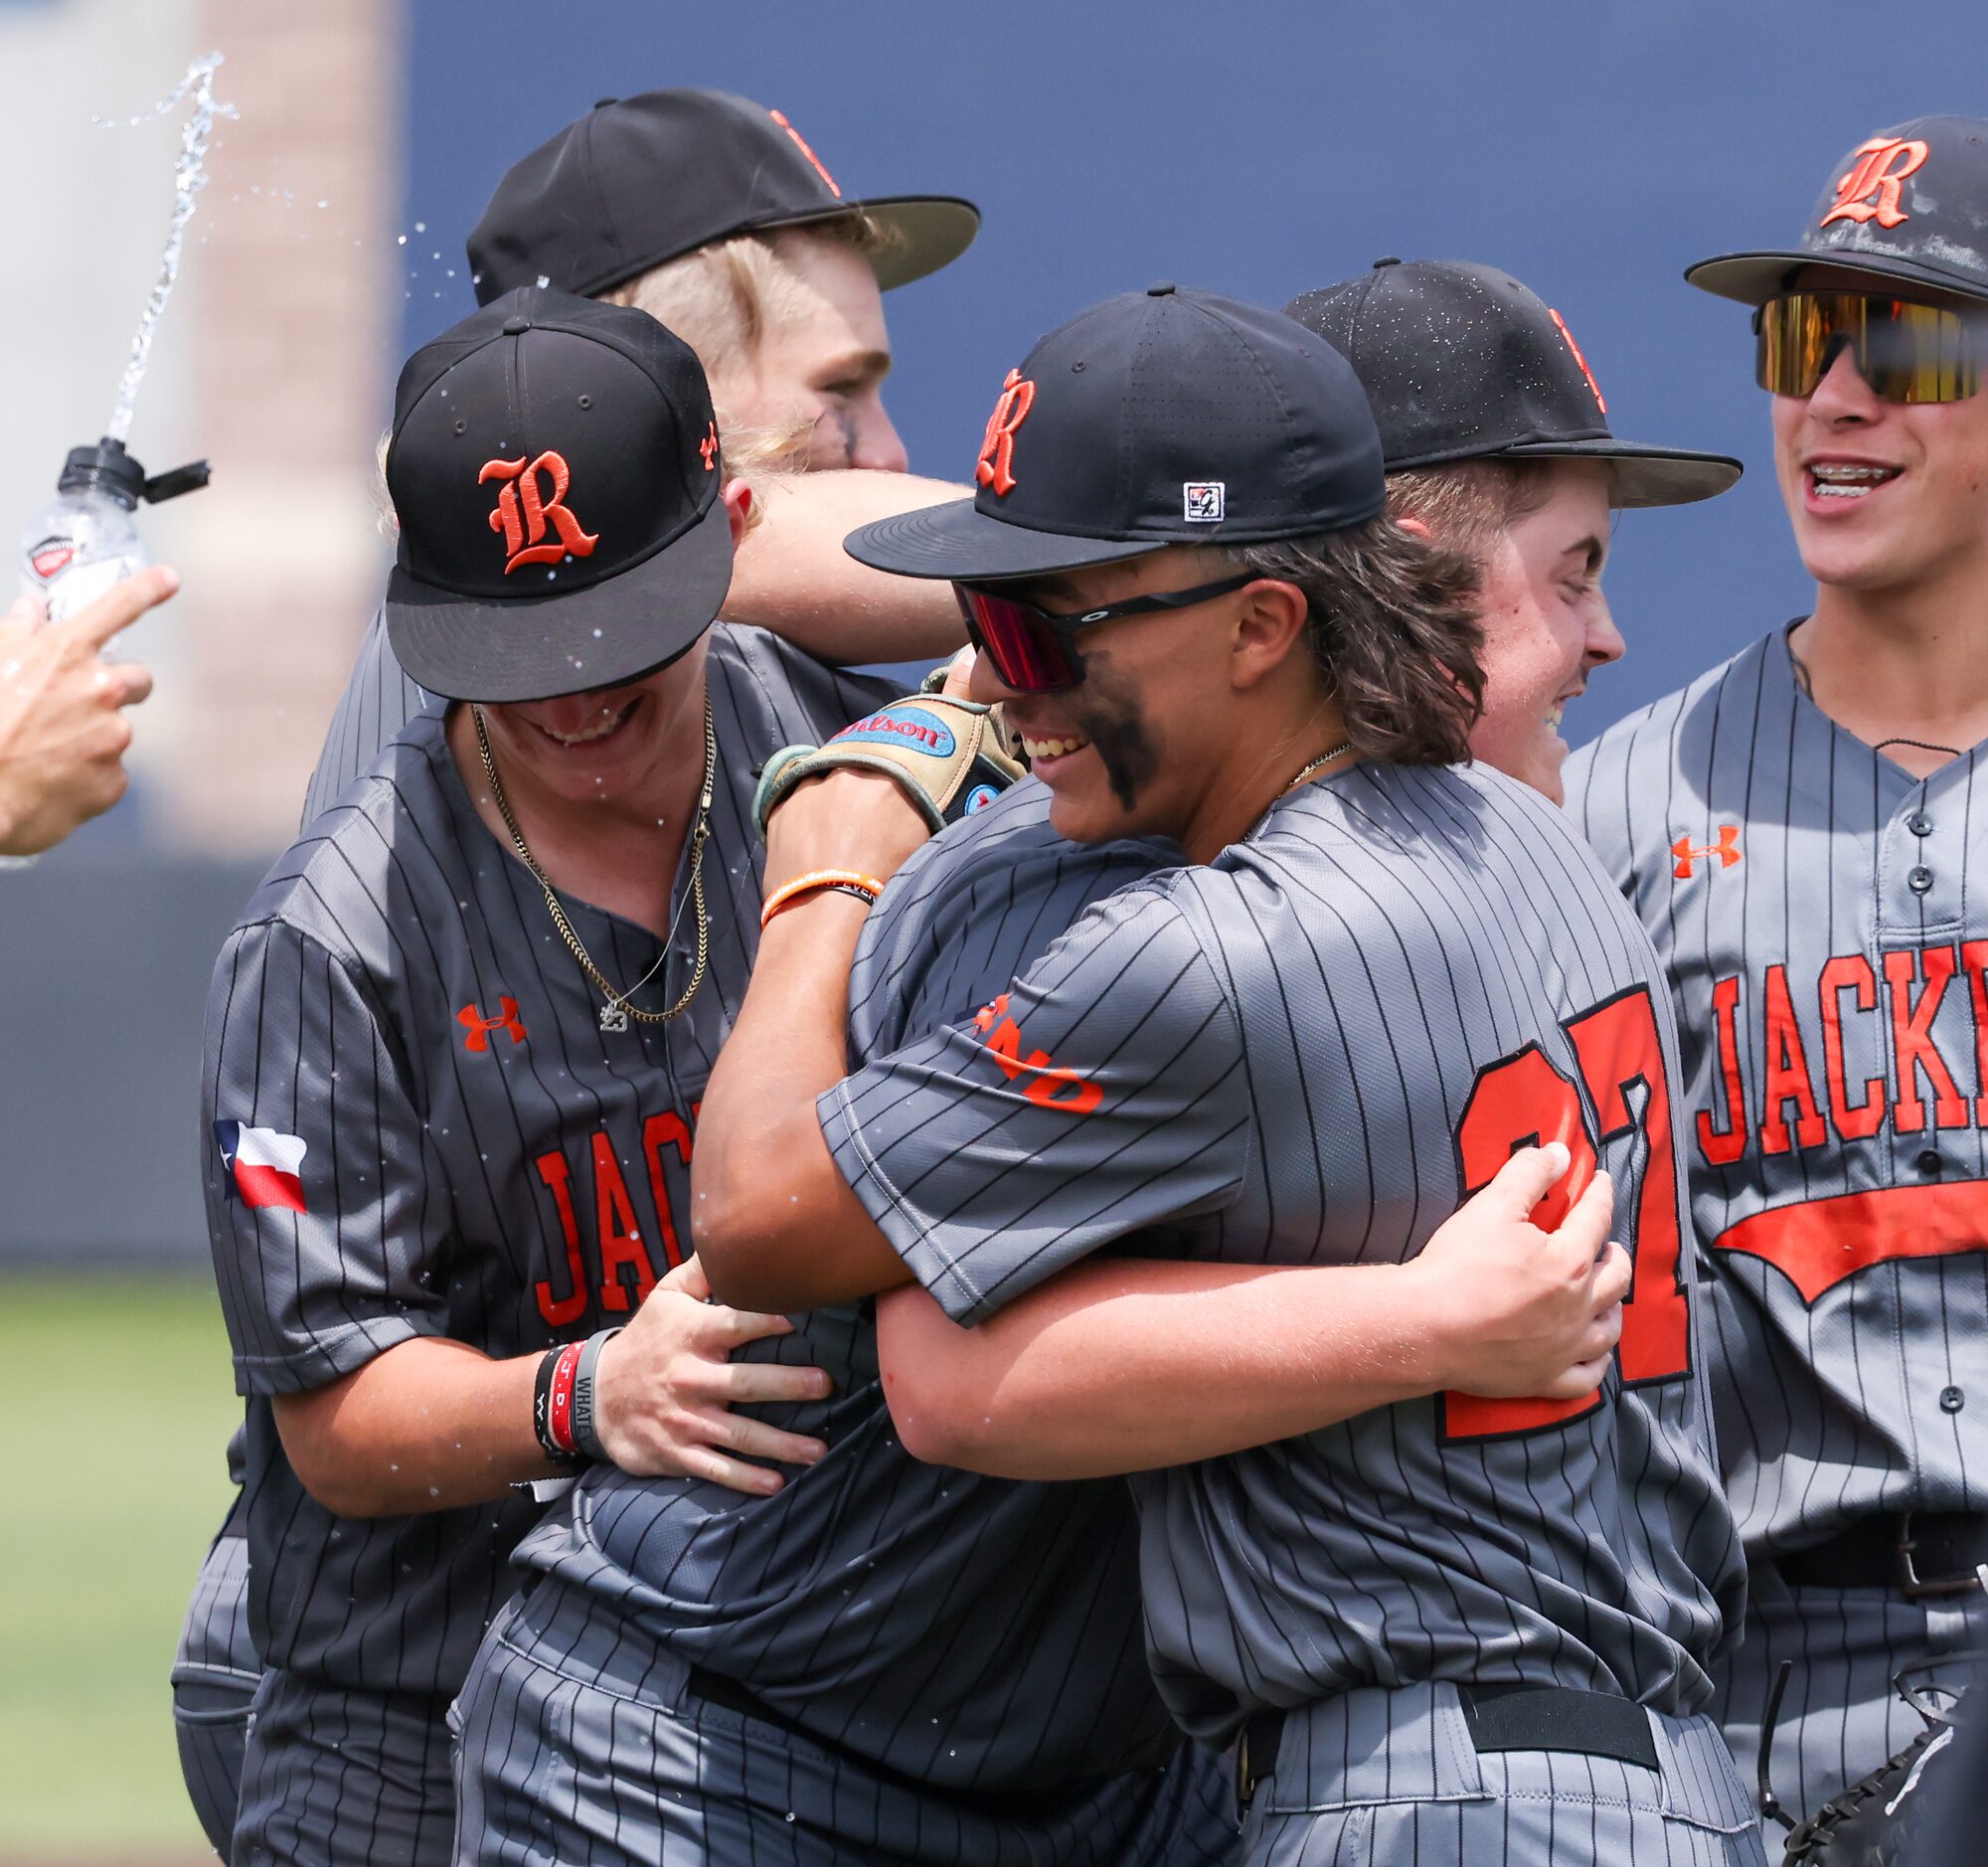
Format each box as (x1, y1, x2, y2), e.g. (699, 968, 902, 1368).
(598, 1003, 630, 1034)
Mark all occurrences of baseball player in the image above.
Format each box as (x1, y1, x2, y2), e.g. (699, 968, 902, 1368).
(203, 289, 915, 1867)
(445, 272, 1693, 1867)
(303, 87, 974, 821)
(1567, 115, 1988, 1833)
(172, 89, 977, 1855)
(689, 284, 1760, 1864)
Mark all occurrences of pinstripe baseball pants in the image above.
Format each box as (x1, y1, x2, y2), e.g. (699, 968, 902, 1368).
(450, 1578, 1242, 1866)
(1238, 1682, 1766, 1867)
(172, 1511, 259, 1854)
(1709, 1561, 1988, 1833)
(231, 1667, 455, 1866)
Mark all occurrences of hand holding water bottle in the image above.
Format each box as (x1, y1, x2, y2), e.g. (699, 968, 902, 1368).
(0, 565, 175, 856)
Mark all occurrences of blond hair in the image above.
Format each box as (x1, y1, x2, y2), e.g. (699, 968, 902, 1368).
(602, 215, 901, 471)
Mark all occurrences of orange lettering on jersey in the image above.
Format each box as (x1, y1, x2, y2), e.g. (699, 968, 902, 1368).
(457, 996, 527, 1052)
(1716, 1182, 1988, 1304)
(590, 1133, 657, 1311)
(640, 1111, 694, 1271)
(1549, 310, 1607, 416)
(1758, 964, 1827, 1154)
(1820, 136, 1928, 230)
(1672, 825, 1741, 879)
(479, 451, 600, 575)
(975, 369, 1036, 498)
(1819, 954, 1886, 1139)
(1696, 974, 1749, 1166)
(533, 1147, 589, 1328)
(971, 992, 1103, 1114)
(1961, 940, 1988, 1125)
(1885, 946, 1967, 1131)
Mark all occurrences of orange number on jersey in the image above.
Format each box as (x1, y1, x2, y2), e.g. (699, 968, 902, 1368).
(1440, 983, 1690, 1443)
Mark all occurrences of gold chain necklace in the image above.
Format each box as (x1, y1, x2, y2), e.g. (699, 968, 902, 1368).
(471, 699, 716, 1033)
(1281, 739, 1355, 795)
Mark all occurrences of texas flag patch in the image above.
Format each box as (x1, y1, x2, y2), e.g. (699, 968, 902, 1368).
(213, 1120, 308, 1213)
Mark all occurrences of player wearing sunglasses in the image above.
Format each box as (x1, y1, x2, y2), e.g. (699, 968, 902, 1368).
(1568, 116, 1988, 1837)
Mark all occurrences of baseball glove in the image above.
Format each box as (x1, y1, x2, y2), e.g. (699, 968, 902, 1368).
(751, 693, 1024, 840)
(1780, 1719, 1958, 1864)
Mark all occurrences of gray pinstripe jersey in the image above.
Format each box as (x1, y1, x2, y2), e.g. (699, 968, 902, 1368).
(508, 782, 1217, 1794)
(1568, 627, 1988, 1554)
(302, 609, 436, 825)
(204, 624, 888, 1695)
(823, 762, 1745, 1747)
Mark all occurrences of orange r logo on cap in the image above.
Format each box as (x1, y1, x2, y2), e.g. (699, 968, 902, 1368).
(479, 451, 599, 575)
(976, 369, 1036, 497)
(1550, 310, 1607, 417)
(1822, 136, 1928, 230)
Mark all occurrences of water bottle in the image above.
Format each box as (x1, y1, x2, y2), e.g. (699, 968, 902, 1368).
(1, 436, 208, 867)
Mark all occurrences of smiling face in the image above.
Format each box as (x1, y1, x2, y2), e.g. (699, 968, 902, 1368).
(1771, 316, 1988, 605)
(716, 234, 909, 473)
(1460, 460, 1622, 803)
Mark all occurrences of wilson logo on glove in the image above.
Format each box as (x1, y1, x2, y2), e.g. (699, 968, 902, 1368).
(832, 707, 959, 759)
(751, 691, 1025, 839)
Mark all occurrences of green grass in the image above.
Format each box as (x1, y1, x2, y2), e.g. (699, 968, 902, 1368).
(0, 1275, 241, 1861)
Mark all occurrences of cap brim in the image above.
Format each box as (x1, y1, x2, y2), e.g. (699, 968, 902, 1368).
(1686, 249, 1988, 309)
(847, 498, 1163, 582)
(384, 495, 734, 703)
(1491, 437, 1743, 508)
(739, 195, 980, 292)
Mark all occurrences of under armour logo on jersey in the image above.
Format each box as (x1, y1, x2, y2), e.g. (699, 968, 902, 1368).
(976, 369, 1036, 497)
(479, 451, 599, 575)
(768, 107, 841, 197)
(458, 996, 528, 1052)
(971, 992, 1101, 1113)
(1550, 310, 1607, 416)
(1672, 825, 1741, 878)
(1821, 136, 1928, 230)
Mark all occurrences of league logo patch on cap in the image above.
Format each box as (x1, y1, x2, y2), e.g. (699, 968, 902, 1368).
(975, 368, 1035, 497)
(1821, 135, 1929, 231)
(1183, 481, 1226, 522)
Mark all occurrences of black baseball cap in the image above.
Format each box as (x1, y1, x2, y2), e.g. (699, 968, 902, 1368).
(469, 89, 979, 303)
(1689, 117, 1988, 309)
(847, 283, 1386, 582)
(1286, 260, 1740, 509)
(383, 286, 732, 704)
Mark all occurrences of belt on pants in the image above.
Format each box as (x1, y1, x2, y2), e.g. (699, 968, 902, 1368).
(1237, 1681, 1660, 1809)
(1774, 1511, 1988, 1599)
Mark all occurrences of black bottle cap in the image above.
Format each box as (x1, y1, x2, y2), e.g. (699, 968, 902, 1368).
(57, 437, 146, 506)
(55, 436, 210, 506)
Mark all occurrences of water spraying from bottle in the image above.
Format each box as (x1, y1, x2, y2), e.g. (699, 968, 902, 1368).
(98, 52, 238, 444)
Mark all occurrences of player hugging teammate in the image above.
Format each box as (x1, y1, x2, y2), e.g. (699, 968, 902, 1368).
(177, 85, 1988, 1867)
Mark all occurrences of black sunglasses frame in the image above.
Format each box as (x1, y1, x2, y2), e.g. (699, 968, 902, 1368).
(952, 572, 1254, 694)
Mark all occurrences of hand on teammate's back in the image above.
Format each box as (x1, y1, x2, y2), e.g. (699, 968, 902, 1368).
(0, 565, 176, 855)
(591, 1255, 834, 1492)
(1408, 1144, 1630, 1401)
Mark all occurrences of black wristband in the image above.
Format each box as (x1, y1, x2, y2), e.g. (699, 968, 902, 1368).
(571, 1327, 623, 1463)
(532, 1344, 582, 1467)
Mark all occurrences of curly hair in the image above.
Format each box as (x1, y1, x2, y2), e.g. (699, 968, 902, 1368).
(1218, 515, 1485, 766)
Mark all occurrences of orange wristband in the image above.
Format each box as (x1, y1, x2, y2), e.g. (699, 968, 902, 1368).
(759, 869, 886, 932)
